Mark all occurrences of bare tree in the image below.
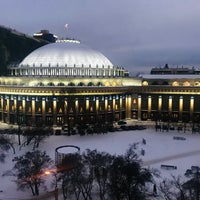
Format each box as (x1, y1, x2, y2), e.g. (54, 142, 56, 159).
(12, 150, 52, 196)
(108, 144, 153, 200)
(83, 149, 113, 200)
(0, 135, 15, 162)
(158, 178, 177, 200)
(171, 175, 188, 200)
(184, 166, 200, 200)
(20, 127, 52, 150)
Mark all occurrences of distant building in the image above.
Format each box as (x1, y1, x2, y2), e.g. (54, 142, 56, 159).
(33, 30, 58, 43)
(151, 64, 196, 75)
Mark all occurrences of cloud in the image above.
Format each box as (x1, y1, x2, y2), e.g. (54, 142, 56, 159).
(1, 0, 200, 73)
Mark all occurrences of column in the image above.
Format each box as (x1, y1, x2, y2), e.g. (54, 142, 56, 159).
(31, 97, 36, 125)
(86, 97, 89, 111)
(6, 97, 10, 124)
(190, 96, 194, 122)
(157, 95, 162, 121)
(96, 97, 99, 122)
(96, 97, 99, 114)
(53, 97, 57, 126)
(14, 97, 17, 124)
(42, 97, 46, 124)
(22, 97, 26, 115)
(138, 95, 141, 120)
(75, 98, 79, 124)
(119, 95, 123, 120)
(168, 96, 172, 113)
(125, 94, 131, 119)
(1, 96, 4, 122)
(105, 97, 108, 122)
(179, 96, 183, 122)
(22, 97, 26, 124)
(148, 95, 152, 120)
(158, 96, 162, 111)
(64, 99, 68, 124)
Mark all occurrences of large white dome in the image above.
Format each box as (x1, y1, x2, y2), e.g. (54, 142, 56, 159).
(19, 40, 113, 68)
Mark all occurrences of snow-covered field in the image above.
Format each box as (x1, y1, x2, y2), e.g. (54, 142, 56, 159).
(1, 127, 200, 199)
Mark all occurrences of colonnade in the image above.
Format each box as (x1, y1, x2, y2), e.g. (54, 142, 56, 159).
(137, 95, 196, 122)
(0, 92, 199, 127)
(0, 94, 129, 126)
(9, 66, 128, 77)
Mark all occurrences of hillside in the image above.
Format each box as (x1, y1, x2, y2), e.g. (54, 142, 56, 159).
(0, 25, 48, 75)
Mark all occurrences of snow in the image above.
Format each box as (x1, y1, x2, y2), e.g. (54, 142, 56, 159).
(1, 126, 200, 199)
(56, 145, 80, 154)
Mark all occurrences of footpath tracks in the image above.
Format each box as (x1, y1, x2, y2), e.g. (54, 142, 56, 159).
(142, 149, 200, 166)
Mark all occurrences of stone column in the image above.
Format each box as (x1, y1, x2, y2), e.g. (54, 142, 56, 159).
(42, 97, 46, 125)
(179, 96, 183, 122)
(105, 97, 108, 122)
(190, 96, 194, 122)
(6, 97, 10, 124)
(31, 97, 36, 125)
(138, 95, 141, 120)
(53, 97, 57, 126)
(126, 94, 131, 119)
(148, 95, 152, 120)
(119, 95, 123, 120)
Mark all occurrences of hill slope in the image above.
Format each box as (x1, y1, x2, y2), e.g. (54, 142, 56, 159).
(0, 25, 48, 75)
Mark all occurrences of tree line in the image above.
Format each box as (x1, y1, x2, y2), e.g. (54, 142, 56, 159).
(1, 131, 200, 199)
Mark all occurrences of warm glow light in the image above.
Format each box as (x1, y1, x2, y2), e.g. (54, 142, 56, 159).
(183, 81, 190, 86)
(172, 81, 179, 86)
(142, 81, 148, 86)
(169, 96, 172, 112)
(148, 96, 152, 113)
(158, 96, 162, 111)
(44, 170, 51, 175)
(179, 96, 183, 112)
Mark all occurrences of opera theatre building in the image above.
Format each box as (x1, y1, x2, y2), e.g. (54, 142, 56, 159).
(1, 39, 200, 130)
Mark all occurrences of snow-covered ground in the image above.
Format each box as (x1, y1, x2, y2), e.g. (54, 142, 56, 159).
(1, 126, 200, 199)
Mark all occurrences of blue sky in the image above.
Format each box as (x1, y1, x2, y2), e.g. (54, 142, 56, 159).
(1, 0, 200, 73)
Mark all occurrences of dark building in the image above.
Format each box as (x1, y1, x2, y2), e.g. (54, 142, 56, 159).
(33, 30, 58, 43)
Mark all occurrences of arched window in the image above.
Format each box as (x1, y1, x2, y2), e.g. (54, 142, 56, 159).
(112, 81, 117, 86)
(38, 82, 44, 86)
(194, 82, 200, 86)
(183, 81, 190, 86)
(172, 81, 179, 86)
(142, 81, 148, 86)
(152, 81, 158, 85)
(47, 82, 55, 86)
(58, 82, 65, 86)
(162, 81, 169, 85)
(97, 82, 103, 86)
(68, 82, 75, 86)
(78, 82, 85, 86)
(104, 82, 110, 86)
(88, 82, 94, 86)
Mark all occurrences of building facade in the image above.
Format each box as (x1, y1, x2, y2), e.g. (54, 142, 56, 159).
(1, 40, 200, 128)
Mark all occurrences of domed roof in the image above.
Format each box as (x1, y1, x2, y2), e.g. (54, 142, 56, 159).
(19, 40, 113, 68)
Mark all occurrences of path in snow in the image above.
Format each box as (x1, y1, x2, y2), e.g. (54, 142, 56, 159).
(143, 149, 200, 166)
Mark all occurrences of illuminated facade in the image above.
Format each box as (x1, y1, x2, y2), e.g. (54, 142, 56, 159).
(1, 40, 200, 128)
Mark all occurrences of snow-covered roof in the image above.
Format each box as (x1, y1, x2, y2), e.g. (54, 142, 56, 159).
(142, 74, 200, 79)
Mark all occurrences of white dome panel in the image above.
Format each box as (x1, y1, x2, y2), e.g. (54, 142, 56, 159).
(20, 41, 113, 68)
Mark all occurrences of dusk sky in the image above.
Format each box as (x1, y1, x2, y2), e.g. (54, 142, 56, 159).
(1, 0, 200, 73)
